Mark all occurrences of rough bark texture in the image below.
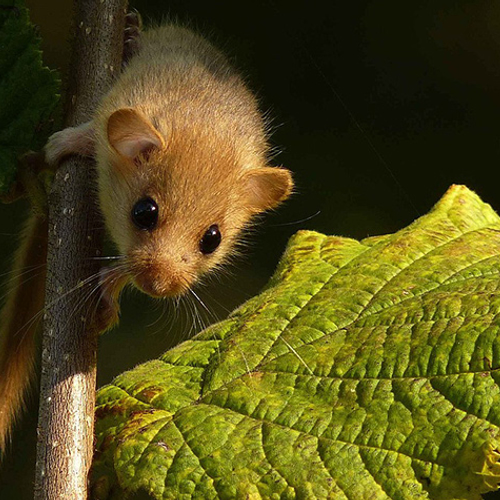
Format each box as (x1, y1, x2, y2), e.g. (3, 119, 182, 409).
(34, 1, 127, 499)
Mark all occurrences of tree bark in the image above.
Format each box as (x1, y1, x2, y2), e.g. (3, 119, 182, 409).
(34, 1, 127, 499)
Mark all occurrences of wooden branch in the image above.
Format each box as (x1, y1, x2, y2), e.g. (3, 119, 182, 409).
(34, 1, 127, 499)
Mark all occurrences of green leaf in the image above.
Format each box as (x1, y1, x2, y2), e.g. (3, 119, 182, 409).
(92, 185, 500, 499)
(0, 0, 60, 194)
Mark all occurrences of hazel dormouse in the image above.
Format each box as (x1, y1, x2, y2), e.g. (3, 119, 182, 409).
(0, 24, 293, 450)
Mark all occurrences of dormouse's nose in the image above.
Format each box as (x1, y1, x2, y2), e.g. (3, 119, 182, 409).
(133, 260, 192, 298)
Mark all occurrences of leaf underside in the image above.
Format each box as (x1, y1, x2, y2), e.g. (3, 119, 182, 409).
(93, 185, 500, 500)
(0, 0, 60, 194)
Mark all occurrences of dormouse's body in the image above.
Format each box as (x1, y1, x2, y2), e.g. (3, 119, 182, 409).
(0, 25, 292, 449)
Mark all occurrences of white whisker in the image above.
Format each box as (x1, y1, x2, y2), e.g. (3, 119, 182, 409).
(86, 255, 125, 261)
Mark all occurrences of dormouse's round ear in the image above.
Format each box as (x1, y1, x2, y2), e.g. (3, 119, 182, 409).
(107, 108, 164, 161)
(242, 166, 294, 214)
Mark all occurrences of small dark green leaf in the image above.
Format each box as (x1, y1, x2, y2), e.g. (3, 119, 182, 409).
(0, 0, 60, 194)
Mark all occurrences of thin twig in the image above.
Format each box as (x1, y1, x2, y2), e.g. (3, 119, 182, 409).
(34, 1, 127, 499)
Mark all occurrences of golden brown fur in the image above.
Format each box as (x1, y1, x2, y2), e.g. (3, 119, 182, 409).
(94, 25, 293, 297)
(0, 214, 48, 451)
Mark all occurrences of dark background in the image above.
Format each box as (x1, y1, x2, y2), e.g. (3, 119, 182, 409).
(2, 0, 500, 498)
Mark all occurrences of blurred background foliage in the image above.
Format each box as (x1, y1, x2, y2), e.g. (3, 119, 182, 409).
(1, 0, 500, 498)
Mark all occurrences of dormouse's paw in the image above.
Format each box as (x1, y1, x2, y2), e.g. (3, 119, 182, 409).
(44, 129, 74, 166)
(44, 121, 95, 166)
(123, 10, 142, 67)
(90, 267, 128, 334)
(92, 288, 120, 334)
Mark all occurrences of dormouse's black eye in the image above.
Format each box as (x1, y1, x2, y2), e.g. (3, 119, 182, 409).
(199, 224, 221, 254)
(131, 197, 159, 230)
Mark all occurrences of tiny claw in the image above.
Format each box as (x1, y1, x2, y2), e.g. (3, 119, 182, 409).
(125, 10, 142, 30)
(124, 26, 141, 35)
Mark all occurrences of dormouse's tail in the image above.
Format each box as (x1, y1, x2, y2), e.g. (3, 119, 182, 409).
(0, 214, 48, 452)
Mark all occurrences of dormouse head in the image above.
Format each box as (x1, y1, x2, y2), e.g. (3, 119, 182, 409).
(98, 107, 293, 298)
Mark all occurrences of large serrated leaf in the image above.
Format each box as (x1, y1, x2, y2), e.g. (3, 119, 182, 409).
(0, 0, 60, 194)
(92, 185, 500, 500)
